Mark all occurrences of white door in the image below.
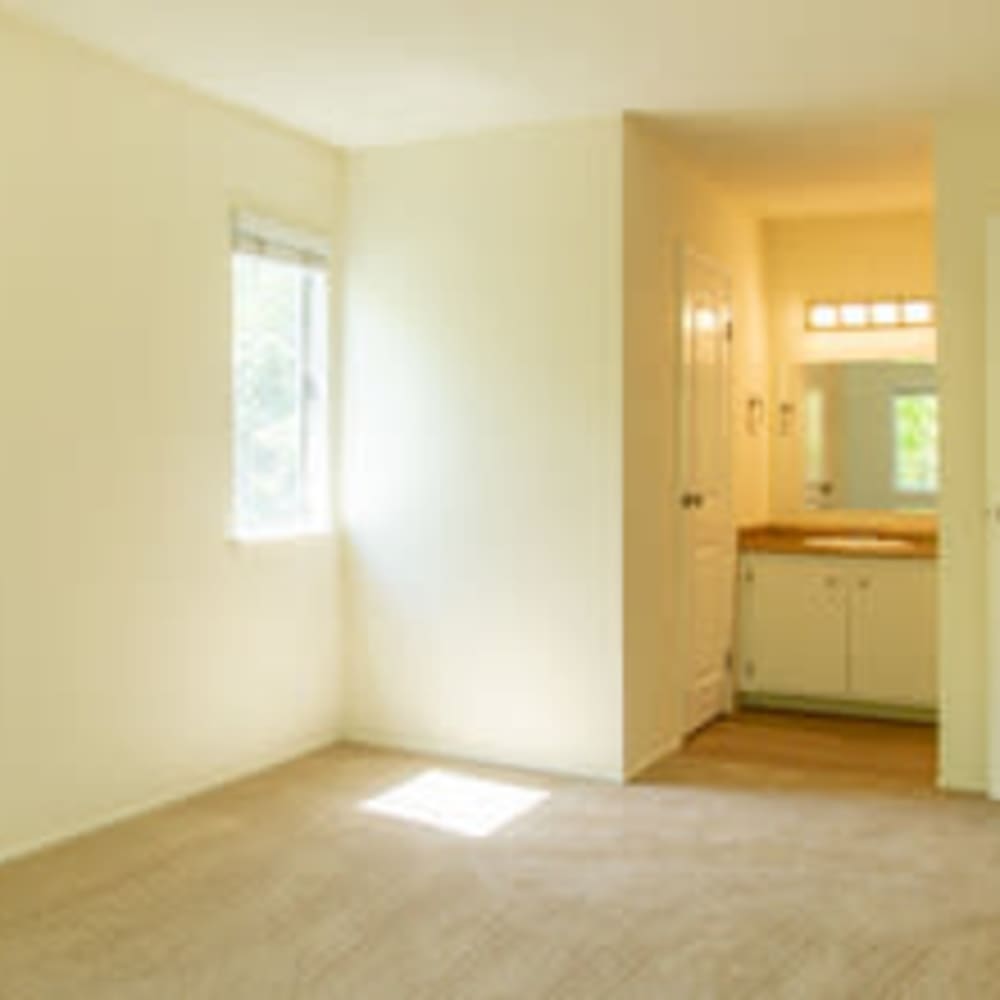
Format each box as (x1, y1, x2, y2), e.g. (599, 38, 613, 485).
(676, 247, 734, 736)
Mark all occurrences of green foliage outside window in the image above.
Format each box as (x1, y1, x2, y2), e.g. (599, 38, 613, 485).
(233, 252, 306, 535)
(893, 392, 939, 495)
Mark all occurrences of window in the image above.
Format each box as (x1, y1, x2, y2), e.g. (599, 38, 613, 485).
(893, 391, 939, 495)
(231, 213, 330, 541)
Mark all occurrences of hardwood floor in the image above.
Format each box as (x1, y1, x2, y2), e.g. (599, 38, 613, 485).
(640, 709, 938, 791)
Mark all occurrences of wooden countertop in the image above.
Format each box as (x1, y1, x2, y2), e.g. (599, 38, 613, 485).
(739, 523, 938, 560)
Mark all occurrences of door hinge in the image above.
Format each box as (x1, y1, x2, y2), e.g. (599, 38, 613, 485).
(726, 320, 734, 342)
(725, 649, 734, 674)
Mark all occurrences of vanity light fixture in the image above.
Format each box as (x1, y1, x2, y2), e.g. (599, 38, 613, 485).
(805, 296, 936, 333)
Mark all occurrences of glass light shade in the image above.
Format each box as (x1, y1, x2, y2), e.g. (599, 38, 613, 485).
(903, 298, 934, 325)
(871, 301, 901, 326)
(808, 304, 838, 329)
(839, 303, 869, 328)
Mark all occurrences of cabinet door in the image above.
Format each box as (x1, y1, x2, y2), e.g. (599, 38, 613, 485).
(742, 556, 849, 697)
(848, 559, 937, 706)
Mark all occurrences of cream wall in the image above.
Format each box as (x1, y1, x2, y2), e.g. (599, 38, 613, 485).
(623, 116, 768, 776)
(342, 120, 625, 780)
(763, 212, 936, 517)
(934, 113, 1000, 792)
(0, 13, 345, 861)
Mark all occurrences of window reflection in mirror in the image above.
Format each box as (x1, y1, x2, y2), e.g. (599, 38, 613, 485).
(802, 361, 939, 512)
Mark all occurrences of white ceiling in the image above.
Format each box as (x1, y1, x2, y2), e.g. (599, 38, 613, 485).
(2, 0, 982, 210)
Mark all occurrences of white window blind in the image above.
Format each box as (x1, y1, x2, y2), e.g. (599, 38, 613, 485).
(230, 212, 331, 541)
(232, 211, 331, 269)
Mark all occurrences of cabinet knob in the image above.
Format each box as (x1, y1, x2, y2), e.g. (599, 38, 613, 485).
(824, 576, 839, 588)
(858, 578, 871, 591)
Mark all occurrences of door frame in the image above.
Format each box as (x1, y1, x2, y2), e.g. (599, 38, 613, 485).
(985, 217, 1000, 799)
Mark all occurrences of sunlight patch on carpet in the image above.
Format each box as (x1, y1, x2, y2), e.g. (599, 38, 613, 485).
(361, 769, 550, 837)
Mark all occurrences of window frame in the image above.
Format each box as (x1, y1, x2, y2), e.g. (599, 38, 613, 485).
(229, 212, 331, 544)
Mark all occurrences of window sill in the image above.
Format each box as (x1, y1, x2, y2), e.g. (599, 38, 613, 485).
(227, 525, 332, 546)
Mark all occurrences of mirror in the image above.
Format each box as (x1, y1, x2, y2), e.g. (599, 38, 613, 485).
(801, 361, 939, 512)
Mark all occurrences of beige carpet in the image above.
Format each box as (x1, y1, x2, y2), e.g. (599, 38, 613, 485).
(2, 714, 1000, 999)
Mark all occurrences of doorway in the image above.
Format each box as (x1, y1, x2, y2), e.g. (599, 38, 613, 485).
(636, 116, 940, 789)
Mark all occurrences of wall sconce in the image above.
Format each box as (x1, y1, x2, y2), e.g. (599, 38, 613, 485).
(745, 396, 765, 436)
(778, 401, 796, 437)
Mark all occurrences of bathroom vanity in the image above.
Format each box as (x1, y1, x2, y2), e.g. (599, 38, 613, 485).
(736, 526, 937, 719)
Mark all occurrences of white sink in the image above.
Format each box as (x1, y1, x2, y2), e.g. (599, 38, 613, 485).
(802, 536, 914, 553)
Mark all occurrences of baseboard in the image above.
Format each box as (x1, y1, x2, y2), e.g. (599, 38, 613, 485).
(739, 692, 938, 725)
(0, 730, 340, 868)
(936, 765, 988, 797)
(343, 725, 623, 785)
(624, 736, 683, 783)
(936, 775, 988, 797)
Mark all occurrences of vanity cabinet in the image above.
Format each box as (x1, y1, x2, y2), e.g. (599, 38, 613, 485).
(738, 553, 937, 709)
(847, 558, 937, 705)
